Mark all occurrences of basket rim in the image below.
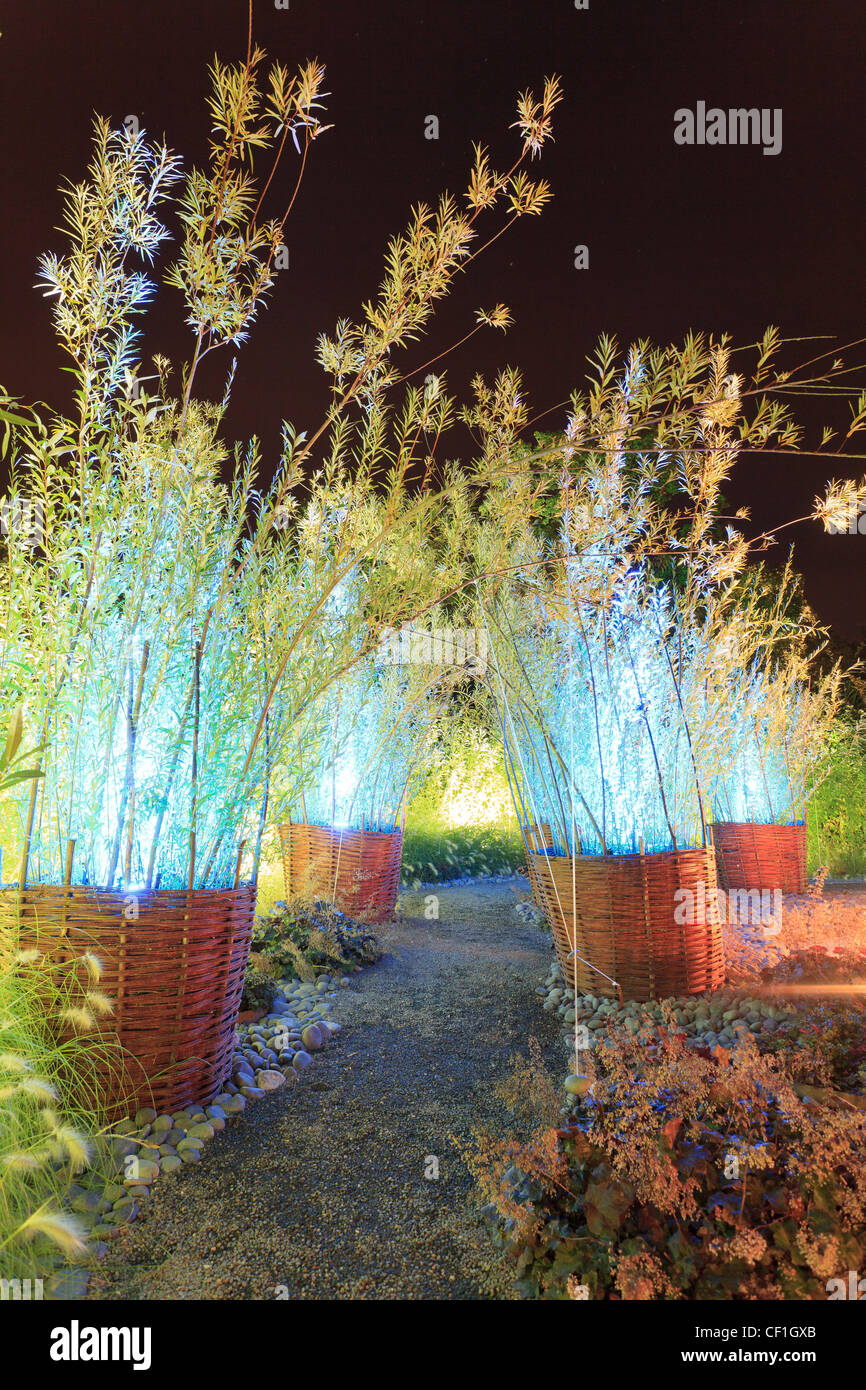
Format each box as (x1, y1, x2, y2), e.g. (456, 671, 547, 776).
(528, 844, 713, 868)
(711, 818, 806, 830)
(279, 820, 403, 843)
(3, 882, 256, 894)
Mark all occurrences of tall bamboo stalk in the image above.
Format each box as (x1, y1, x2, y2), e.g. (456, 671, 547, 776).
(105, 641, 150, 888)
(188, 639, 202, 889)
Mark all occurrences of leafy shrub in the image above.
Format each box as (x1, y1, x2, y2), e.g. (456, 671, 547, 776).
(471, 1029, 866, 1300)
(250, 902, 381, 982)
(239, 965, 279, 1015)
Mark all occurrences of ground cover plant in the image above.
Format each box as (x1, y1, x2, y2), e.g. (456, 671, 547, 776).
(472, 1016, 866, 1300)
(400, 823, 524, 886)
(474, 871, 866, 1301)
(238, 963, 280, 1016)
(248, 901, 381, 982)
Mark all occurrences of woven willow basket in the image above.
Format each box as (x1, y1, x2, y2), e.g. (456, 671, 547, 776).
(712, 820, 807, 894)
(279, 821, 403, 924)
(0, 884, 255, 1119)
(529, 846, 725, 1002)
(523, 822, 553, 907)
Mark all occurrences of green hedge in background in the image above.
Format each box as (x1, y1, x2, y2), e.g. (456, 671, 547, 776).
(400, 822, 524, 885)
(808, 719, 866, 877)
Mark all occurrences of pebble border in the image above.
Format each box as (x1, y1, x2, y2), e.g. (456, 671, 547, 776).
(49, 969, 356, 1299)
(535, 925, 856, 1115)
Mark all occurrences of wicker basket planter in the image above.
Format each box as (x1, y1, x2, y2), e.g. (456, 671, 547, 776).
(711, 820, 807, 895)
(529, 846, 725, 1002)
(0, 884, 256, 1119)
(523, 822, 552, 907)
(279, 820, 403, 924)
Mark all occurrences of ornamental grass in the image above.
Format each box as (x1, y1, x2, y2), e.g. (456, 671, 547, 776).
(0, 713, 108, 1288)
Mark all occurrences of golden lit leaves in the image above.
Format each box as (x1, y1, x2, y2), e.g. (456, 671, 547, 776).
(265, 59, 332, 146)
(465, 144, 503, 211)
(510, 75, 564, 159)
(476, 304, 513, 332)
(206, 47, 272, 165)
(813, 477, 866, 534)
(506, 169, 554, 217)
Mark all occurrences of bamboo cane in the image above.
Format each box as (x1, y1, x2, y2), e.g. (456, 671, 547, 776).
(233, 839, 246, 890)
(106, 640, 151, 888)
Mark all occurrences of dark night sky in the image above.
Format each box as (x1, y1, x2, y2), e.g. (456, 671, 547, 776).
(1, 0, 864, 636)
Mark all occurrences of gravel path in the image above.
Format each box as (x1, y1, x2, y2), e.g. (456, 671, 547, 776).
(88, 880, 561, 1301)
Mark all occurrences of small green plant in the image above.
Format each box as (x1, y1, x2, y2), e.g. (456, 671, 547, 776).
(250, 902, 380, 982)
(239, 964, 279, 1015)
